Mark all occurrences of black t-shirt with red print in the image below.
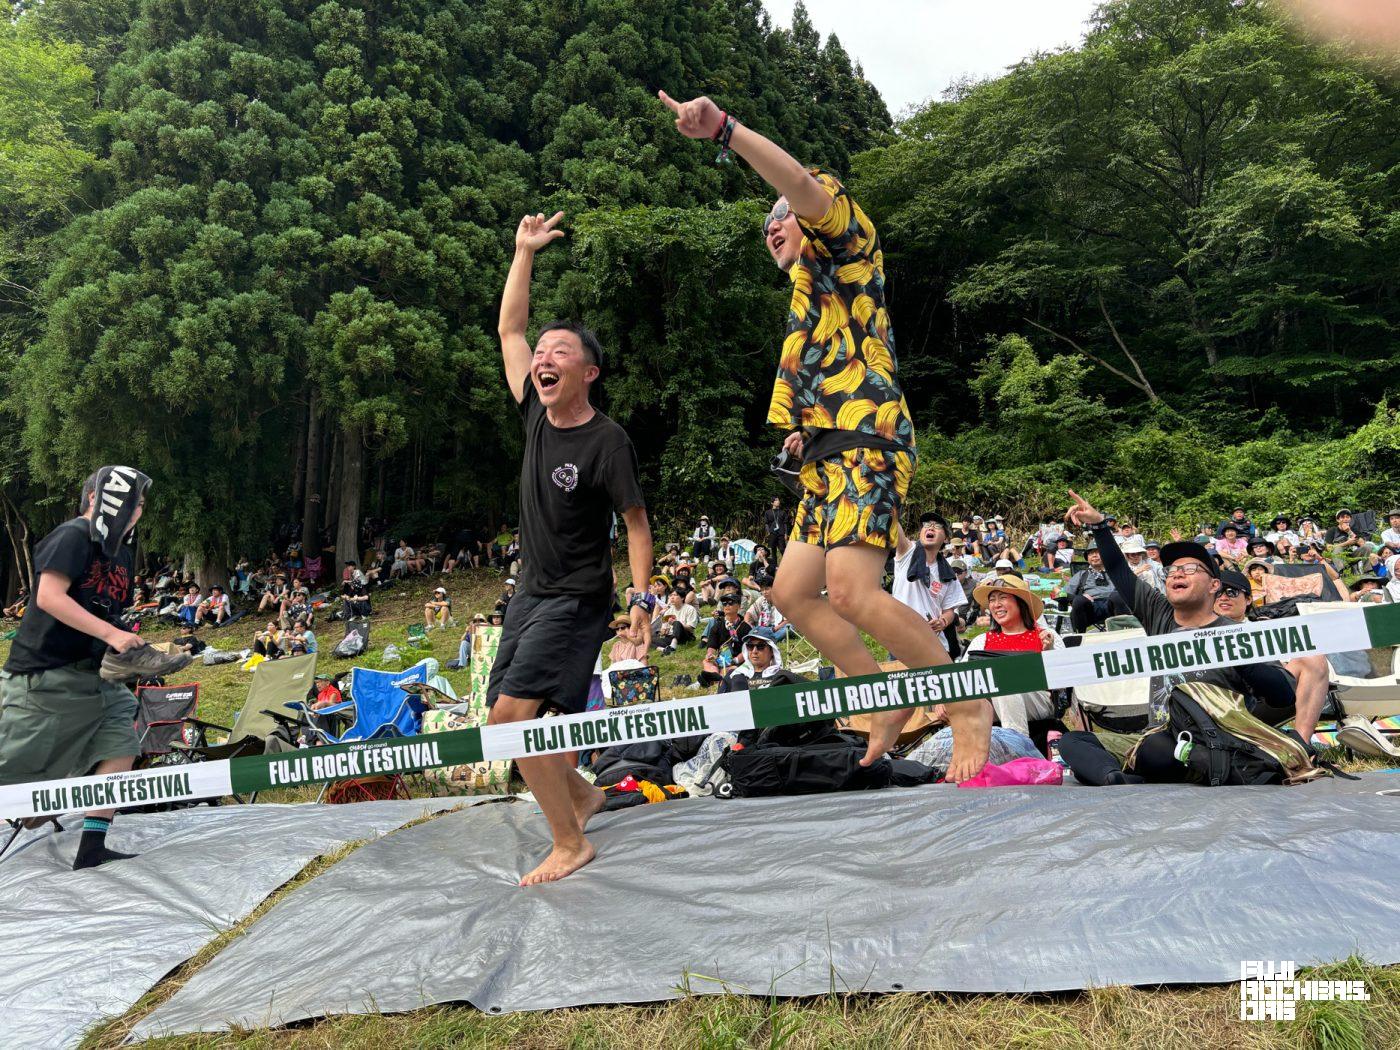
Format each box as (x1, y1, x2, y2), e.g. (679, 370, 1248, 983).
(4, 518, 133, 674)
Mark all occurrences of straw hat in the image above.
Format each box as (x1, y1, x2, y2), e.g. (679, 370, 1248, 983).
(972, 574, 1044, 622)
(1244, 557, 1274, 574)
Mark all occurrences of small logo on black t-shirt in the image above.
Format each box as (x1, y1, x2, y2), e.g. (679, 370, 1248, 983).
(551, 463, 579, 492)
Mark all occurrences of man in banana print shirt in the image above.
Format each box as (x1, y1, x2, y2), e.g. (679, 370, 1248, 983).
(660, 90, 991, 782)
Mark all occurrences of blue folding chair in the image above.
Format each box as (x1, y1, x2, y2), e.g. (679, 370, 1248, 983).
(297, 661, 432, 746)
(294, 661, 433, 802)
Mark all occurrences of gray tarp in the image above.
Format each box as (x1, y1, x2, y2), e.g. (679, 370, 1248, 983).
(1, 798, 463, 1049)
(136, 775, 1400, 1037)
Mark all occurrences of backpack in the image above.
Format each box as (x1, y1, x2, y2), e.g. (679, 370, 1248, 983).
(720, 738, 892, 797)
(1154, 681, 1325, 786)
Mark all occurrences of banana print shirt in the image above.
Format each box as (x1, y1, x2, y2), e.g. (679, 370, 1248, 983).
(766, 171, 916, 457)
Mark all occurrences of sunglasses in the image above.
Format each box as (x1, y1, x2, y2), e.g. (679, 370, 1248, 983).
(1219, 586, 1246, 599)
(1164, 563, 1209, 578)
(743, 639, 768, 649)
(763, 199, 790, 233)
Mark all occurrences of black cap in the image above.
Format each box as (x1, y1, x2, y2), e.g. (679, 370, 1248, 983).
(1336, 508, 1353, 518)
(1145, 540, 1161, 550)
(1270, 516, 1289, 528)
(1159, 541, 1220, 578)
(918, 511, 951, 532)
(752, 571, 774, 587)
(1219, 569, 1251, 594)
(1248, 537, 1276, 554)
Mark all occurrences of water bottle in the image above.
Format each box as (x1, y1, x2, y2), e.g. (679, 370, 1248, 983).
(1046, 730, 1068, 769)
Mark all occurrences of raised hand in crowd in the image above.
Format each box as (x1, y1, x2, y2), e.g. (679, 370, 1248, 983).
(1065, 490, 1105, 528)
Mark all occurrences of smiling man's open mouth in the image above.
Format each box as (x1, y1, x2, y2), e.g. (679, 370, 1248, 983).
(537, 369, 560, 389)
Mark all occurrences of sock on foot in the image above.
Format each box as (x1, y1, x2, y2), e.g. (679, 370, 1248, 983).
(1104, 770, 1146, 786)
(73, 817, 137, 870)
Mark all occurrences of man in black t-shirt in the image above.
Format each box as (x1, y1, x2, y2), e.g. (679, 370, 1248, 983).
(487, 210, 652, 887)
(2, 466, 190, 868)
(1056, 491, 1314, 786)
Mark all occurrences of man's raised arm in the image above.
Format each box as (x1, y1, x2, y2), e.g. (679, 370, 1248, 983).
(498, 211, 565, 403)
(657, 92, 830, 221)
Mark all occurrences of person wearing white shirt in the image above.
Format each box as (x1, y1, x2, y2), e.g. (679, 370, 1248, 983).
(891, 512, 964, 655)
(1120, 535, 1165, 593)
(1381, 510, 1400, 551)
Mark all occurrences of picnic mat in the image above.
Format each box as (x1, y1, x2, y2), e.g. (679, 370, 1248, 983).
(1, 798, 466, 1049)
(135, 773, 1400, 1035)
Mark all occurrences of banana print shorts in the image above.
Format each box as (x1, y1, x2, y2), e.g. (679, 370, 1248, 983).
(789, 446, 914, 550)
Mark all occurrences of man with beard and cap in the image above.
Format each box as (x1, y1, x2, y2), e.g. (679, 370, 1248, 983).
(1, 467, 191, 867)
(891, 511, 969, 659)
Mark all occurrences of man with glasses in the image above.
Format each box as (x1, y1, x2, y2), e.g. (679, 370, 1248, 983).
(720, 628, 803, 693)
(658, 89, 987, 782)
(1065, 491, 1319, 742)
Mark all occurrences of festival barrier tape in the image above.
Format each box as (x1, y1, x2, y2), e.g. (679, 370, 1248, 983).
(3, 603, 1395, 821)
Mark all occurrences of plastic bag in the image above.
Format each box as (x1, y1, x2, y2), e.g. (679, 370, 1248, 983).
(957, 756, 1063, 789)
(380, 643, 402, 669)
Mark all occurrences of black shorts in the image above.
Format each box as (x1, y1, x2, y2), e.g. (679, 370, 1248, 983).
(485, 591, 611, 715)
(1239, 664, 1298, 727)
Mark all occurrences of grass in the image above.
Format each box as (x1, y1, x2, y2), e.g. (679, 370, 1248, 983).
(85, 957, 1400, 1048)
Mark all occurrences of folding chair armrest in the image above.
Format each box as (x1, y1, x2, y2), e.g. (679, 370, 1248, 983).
(260, 708, 307, 730)
(186, 717, 232, 733)
(310, 699, 357, 717)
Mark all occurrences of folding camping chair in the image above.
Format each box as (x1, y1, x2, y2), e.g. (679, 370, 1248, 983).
(172, 653, 318, 802)
(1068, 627, 1152, 733)
(780, 628, 823, 675)
(1295, 603, 1400, 755)
(294, 662, 432, 801)
(605, 665, 660, 708)
(134, 683, 210, 767)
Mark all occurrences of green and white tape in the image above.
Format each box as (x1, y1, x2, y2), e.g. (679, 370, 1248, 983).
(2, 603, 1392, 821)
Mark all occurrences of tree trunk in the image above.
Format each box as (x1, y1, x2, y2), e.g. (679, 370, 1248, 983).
(0, 492, 34, 594)
(301, 388, 323, 557)
(291, 402, 307, 518)
(375, 459, 386, 517)
(336, 427, 364, 574)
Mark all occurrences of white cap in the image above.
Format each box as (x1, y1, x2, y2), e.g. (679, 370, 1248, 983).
(995, 558, 1014, 569)
(505, 577, 516, 586)
(1118, 536, 1147, 554)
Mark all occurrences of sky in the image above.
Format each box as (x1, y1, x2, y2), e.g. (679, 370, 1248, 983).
(763, 0, 1103, 117)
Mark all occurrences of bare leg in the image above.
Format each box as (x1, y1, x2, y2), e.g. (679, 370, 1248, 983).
(87, 756, 134, 821)
(771, 541, 885, 676)
(827, 543, 990, 782)
(1285, 655, 1329, 744)
(488, 697, 599, 884)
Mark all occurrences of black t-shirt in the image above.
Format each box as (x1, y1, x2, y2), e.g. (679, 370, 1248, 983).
(1324, 526, 1355, 544)
(1093, 523, 1273, 713)
(516, 384, 645, 602)
(704, 614, 751, 662)
(5, 518, 133, 674)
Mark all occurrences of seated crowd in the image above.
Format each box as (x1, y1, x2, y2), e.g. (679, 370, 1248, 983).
(583, 498, 1400, 791)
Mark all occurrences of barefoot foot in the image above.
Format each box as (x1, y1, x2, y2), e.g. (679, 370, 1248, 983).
(574, 785, 606, 833)
(944, 698, 994, 783)
(860, 709, 913, 767)
(520, 840, 596, 886)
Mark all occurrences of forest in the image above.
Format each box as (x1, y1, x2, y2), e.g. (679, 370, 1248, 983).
(1, 0, 1397, 592)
